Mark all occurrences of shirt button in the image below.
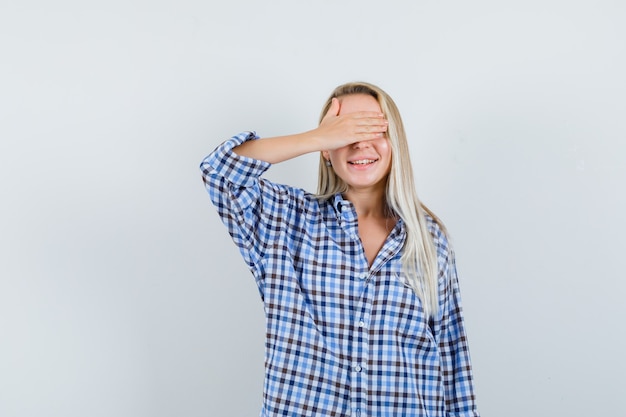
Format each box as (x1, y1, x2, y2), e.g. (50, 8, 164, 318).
(358, 320, 365, 328)
(359, 272, 367, 280)
(356, 409, 361, 417)
(354, 365, 362, 372)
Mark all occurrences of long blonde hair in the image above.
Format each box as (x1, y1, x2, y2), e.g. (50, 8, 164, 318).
(317, 82, 443, 318)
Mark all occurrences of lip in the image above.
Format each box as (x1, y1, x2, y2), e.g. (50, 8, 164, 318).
(348, 157, 379, 164)
(347, 158, 379, 170)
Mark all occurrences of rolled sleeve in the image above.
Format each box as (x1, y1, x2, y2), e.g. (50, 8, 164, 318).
(200, 131, 287, 295)
(201, 131, 271, 189)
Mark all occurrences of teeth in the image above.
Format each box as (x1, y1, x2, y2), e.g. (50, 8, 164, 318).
(350, 159, 376, 165)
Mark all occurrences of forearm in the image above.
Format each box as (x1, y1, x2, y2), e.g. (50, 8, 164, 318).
(233, 97, 388, 164)
(233, 131, 323, 164)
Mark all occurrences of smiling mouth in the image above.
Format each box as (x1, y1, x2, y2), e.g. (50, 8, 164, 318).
(348, 159, 378, 165)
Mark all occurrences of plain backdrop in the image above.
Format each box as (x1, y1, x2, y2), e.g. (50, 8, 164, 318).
(1, 1, 625, 416)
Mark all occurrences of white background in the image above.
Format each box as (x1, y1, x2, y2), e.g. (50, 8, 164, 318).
(1, 1, 625, 416)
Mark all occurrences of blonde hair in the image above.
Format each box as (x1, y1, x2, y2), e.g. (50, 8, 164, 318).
(317, 81, 443, 318)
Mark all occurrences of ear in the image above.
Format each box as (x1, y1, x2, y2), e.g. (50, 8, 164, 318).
(322, 151, 330, 161)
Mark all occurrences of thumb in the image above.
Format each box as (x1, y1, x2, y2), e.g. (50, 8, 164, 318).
(320, 97, 341, 125)
(328, 97, 340, 116)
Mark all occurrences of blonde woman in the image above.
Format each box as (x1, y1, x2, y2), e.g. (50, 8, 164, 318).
(201, 82, 480, 416)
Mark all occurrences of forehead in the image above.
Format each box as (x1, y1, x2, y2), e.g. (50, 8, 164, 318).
(337, 94, 381, 115)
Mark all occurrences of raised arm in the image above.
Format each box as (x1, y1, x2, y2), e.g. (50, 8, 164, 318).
(233, 97, 388, 164)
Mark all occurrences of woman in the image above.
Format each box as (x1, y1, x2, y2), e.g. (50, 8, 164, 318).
(201, 82, 480, 416)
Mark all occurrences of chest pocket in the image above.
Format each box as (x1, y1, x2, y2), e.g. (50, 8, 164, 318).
(382, 269, 437, 349)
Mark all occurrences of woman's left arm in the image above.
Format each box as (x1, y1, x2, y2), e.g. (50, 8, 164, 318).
(437, 250, 480, 417)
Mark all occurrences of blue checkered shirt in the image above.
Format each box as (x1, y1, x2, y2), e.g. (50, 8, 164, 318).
(201, 132, 479, 417)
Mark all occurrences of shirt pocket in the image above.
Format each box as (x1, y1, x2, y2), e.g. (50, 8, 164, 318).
(389, 271, 437, 349)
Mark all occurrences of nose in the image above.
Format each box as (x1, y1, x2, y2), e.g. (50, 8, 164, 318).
(352, 140, 371, 149)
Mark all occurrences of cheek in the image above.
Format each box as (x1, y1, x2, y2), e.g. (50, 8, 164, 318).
(377, 141, 393, 173)
(329, 147, 348, 161)
(376, 139, 392, 159)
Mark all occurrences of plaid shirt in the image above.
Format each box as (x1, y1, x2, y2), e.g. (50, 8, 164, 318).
(201, 132, 479, 417)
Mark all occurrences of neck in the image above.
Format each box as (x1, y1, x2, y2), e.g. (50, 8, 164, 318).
(344, 187, 389, 219)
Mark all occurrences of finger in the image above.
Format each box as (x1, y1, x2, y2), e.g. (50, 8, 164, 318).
(320, 98, 341, 125)
(354, 125, 387, 134)
(348, 132, 387, 144)
(349, 111, 386, 119)
(355, 119, 389, 130)
(328, 97, 340, 117)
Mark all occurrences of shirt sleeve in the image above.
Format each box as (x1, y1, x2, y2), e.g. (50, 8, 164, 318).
(199, 131, 290, 292)
(436, 242, 480, 417)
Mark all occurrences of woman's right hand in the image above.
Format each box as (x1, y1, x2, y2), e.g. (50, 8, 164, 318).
(232, 98, 388, 164)
(313, 97, 388, 150)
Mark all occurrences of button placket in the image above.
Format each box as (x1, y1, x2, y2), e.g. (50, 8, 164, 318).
(350, 276, 372, 417)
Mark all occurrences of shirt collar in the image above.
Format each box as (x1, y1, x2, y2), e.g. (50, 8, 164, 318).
(332, 193, 357, 221)
(331, 193, 406, 235)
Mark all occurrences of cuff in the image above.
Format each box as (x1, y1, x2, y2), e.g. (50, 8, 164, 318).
(202, 131, 272, 187)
